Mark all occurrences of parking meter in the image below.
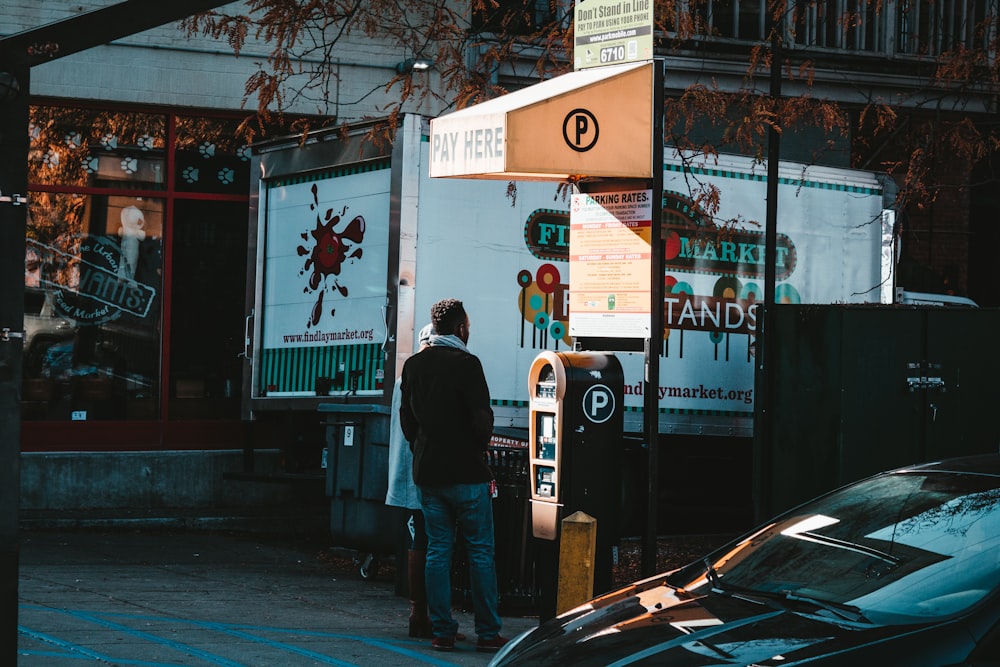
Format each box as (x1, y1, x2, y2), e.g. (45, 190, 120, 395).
(528, 350, 624, 539)
(528, 351, 623, 618)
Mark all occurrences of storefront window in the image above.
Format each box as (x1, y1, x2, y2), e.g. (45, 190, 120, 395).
(174, 115, 251, 194)
(23, 193, 163, 420)
(23, 103, 301, 433)
(28, 107, 166, 190)
(24, 103, 254, 425)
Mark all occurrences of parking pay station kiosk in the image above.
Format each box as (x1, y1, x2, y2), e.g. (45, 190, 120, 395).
(528, 351, 623, 616)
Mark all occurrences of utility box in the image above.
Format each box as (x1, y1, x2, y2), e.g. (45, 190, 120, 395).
(527, 351, 624, 619)
(320, 403, 394, 556)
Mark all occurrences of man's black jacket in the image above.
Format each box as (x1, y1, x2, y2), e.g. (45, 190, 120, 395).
(399, 345, 494, 487)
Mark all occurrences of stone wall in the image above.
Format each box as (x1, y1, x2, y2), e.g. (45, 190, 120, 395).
(19, 449, 328, 530)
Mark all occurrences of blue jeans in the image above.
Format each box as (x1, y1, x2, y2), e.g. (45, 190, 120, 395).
(418, 482, 502, 640)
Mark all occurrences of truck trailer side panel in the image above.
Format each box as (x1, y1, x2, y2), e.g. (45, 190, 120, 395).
(248, 114, 893, 438)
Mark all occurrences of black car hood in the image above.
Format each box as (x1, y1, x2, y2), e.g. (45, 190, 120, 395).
(494, 577, 926, 666)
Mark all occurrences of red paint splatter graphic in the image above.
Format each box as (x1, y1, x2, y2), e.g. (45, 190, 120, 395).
(297, 183, 366, 327)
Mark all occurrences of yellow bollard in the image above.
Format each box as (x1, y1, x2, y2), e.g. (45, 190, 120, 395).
(556, 511, 597, 615)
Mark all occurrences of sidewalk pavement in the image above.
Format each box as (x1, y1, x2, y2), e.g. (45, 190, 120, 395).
(17, 528, 541, 667)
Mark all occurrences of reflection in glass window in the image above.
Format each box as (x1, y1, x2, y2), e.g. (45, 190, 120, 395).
(174, 115, 251, 194)
(29, 106, 166, 190)
(24, 103, 302, 425)
(23, 193, 163, 420)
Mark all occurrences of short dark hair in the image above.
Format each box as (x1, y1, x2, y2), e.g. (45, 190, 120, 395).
(431, 298, 466, 335)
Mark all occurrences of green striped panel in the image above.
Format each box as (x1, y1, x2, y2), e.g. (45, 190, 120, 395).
(664, 162, 881, 196)
(270, 158, 391, 188)
(260, 344, 383, 394)
(493, 399, 528, 408)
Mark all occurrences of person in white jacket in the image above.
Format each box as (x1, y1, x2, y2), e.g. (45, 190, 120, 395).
(386, 323, 435, 638)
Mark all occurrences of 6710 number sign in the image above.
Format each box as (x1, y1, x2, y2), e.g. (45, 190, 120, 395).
(600, 45, 626, 63)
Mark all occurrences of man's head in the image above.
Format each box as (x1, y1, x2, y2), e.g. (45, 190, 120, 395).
(430, 298, 470, 344)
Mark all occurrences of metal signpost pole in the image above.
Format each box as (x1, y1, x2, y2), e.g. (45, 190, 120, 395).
(753, 27, 782, 523)
(642, 60, 665, 578)
(0, 61, 28, 660)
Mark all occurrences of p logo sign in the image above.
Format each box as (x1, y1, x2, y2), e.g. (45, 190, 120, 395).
(563, 109, 599, 152)
(582, 384, 616, 423)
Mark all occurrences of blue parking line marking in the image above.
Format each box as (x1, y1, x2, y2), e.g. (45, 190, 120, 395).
(19, 625, 193, 666)
(18, 640, 187, 666)
(354, 637, 465, 666)
(219, 625, 467, 666)
(37, 608, 248, 667)
(189, 625, 360, 667)
(18, 626, 116, 662)
(19, 604, 473, 666)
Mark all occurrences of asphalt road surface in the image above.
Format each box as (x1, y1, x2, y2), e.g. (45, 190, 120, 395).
(17, 528, 541, 667)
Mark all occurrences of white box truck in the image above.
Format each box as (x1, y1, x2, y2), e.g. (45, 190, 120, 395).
(244, 113, 896, 439)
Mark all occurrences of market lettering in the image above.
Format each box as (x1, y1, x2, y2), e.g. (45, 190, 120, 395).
(62, 301, 111, 322)
(77, 267, 148, 312)
(85, 241, 119, 271)
(666, 226, 797, 280)
(524, 210, 571, 261)
(537, 222, 569, 249)
(678, 236, 790, 266)
(51, 233, 158, 324)
(525, 209, 797, 281)
(664, 294, 758, 334)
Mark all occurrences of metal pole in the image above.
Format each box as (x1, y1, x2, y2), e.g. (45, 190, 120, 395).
(753, 22, 782, 524)
(0, 62, 28, 662)
(642, 59, 665, 578)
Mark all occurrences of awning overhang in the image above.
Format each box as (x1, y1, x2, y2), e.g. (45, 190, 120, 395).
(429, 61, 655, 181)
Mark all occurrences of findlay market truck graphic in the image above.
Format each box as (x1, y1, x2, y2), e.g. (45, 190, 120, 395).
(247, 114, 894, 437)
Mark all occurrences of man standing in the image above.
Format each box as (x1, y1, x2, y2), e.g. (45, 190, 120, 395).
(399, 298, 507, 653)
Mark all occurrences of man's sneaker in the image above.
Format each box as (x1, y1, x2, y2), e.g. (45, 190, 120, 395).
(431, 635, 455, 652)
(476, 635, 509, 653)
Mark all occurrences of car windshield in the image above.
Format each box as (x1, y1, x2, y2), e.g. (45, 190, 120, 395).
(667, 469, 1000, 623)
